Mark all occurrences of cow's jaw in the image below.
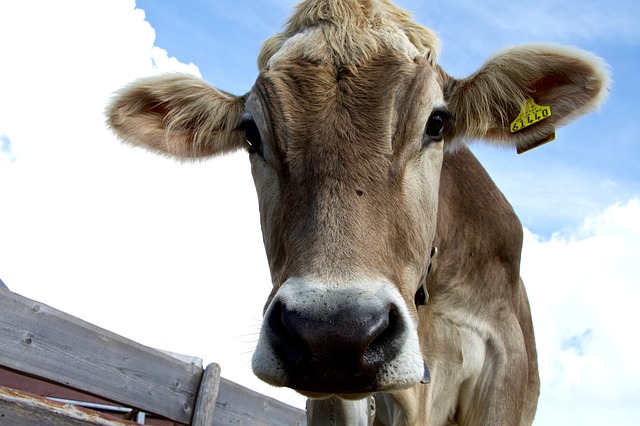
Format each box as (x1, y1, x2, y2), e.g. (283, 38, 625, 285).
(251, 275, 424, 396)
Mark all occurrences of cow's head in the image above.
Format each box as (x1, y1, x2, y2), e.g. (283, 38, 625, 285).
(108, 0, 608, 398)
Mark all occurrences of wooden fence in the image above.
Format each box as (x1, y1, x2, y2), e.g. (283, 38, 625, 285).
(0, 287, 306, 425)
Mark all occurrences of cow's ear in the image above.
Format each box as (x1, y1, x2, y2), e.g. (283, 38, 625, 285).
(107, 74, 247, 159)
(442, 44, 610, 153)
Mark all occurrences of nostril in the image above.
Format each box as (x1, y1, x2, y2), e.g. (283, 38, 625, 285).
(365, 306, 403, 364)
(280, 302, 315, 348)
(267, 301, 311, 364)
(363, 308, 390, 346)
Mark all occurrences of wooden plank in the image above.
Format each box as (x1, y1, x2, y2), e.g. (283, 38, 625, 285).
(192, 363, 221, 426)
(214, 378, 306, 426)
(0, 289, 201, 424)
(0, 386, 138, 426)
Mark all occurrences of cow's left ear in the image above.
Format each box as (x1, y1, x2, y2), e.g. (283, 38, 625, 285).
(441, 44, 610, 153)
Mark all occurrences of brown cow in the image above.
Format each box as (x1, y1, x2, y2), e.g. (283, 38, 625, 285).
(107, 0, 609, 424)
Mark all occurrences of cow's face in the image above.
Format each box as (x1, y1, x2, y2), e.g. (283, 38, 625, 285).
(107, 0, 608, 400)
(246, 38, 446, 395)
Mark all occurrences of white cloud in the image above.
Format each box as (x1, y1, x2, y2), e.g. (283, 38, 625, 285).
(0, 134, 14, 163)
(523, 199, 640, 425)
(151, 46, 201, 75)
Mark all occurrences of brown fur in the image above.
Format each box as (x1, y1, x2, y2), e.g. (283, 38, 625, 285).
(106, 1, 610, 424)
(250, 52, 437, 286)
(258, 0, 439, 70)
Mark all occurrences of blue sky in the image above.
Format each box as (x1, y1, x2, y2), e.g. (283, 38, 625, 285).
(0, 1, 639, 424)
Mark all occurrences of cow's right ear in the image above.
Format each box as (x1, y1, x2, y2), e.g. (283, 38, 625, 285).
(107, 74, 247, 159)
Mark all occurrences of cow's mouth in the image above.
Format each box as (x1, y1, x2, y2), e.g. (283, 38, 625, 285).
(285, 360, 429, 397)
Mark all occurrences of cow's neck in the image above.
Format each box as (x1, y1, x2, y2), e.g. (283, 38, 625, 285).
(430, 147, 523, 296)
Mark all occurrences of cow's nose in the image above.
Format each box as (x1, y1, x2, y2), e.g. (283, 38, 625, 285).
(266, 300, 403, 392)
(281, 301, 391, 359)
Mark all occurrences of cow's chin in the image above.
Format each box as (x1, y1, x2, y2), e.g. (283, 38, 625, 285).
(293, 377, 420, 400)
(251, 276, 425, 397)
(254, 365, 423, 400)
(278, 367, 422, 397)
(299, 391, 375, 401)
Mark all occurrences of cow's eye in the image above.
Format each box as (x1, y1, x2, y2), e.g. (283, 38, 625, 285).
(425, 110, 453, 142)
(239, 115, 263, 155)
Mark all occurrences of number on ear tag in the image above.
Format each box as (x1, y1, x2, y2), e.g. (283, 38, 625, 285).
(510, 98, 552, 133)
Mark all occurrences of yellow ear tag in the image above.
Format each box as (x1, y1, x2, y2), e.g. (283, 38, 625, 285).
(510, 98, 552, 133)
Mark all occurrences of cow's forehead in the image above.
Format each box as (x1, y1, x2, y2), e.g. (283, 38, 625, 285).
(264, 26, 430, 71)
(249, 52, 443, 157)
(257, 0, 440, 70)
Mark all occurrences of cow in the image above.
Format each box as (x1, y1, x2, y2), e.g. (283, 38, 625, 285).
(107, 0, 609, 424)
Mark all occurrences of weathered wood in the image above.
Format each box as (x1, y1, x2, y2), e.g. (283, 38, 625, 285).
(192, 363, 221, 426)
(0, 386, 138, 426)
(0, 288, 201, 424)
(214, 378, 306, 426)
(0, 288, 308, 425)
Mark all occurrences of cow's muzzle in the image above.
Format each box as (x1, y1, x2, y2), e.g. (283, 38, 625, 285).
(252, 277, 425, 395)
(273, 300, 401, 393)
